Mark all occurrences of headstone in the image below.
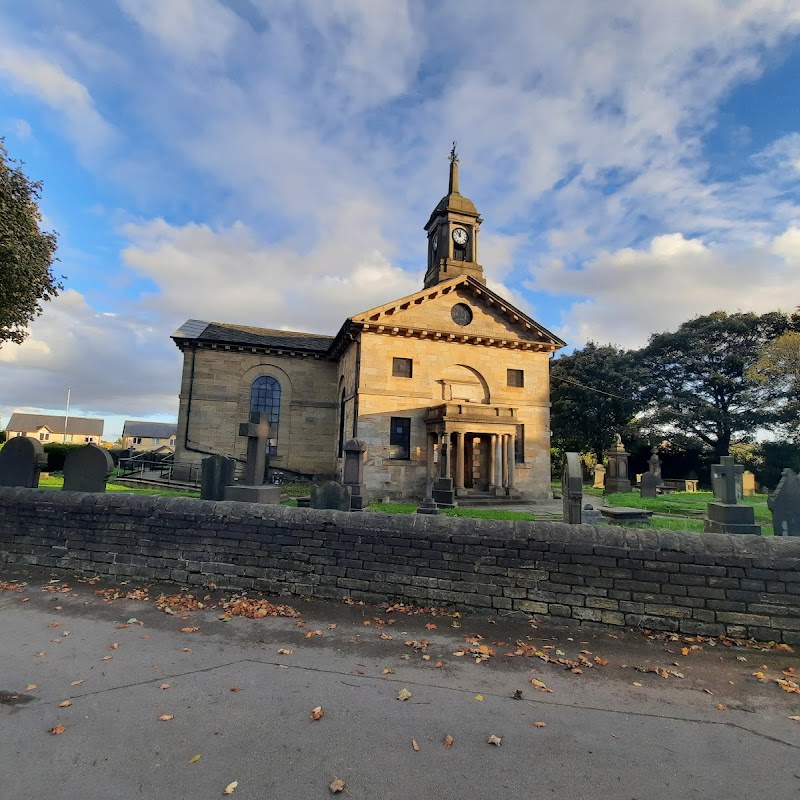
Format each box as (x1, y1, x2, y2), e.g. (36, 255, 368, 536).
(647, 448, 662, 481)
(416, 497, 440, 515)
(62, 444, 114, 492)
(582, 504, 604, 524)
(562, 452, 583, 524)
(711, 459, 743, 502)
(604, 433, 631, 494)
(342, 438, 368, 511)
(640, 471, 659, 499)
(431, 477, 456, 508)
(0, 437, 47, 487)
(768, 469, 800, 537)
(223, 412, 281, 504)
(704, 455, 760, 535)
(592, 464, 606, 489)
(599, 507, 653, 527)
(742, 470, 756, 497)
(201, 454, 236, 501)
(310, 481, 351, 511)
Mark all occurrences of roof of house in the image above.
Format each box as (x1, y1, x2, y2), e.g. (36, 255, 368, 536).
(122, 421, 177, 438)
(7, 413, 104, 436)
(171, 320, 335, 354)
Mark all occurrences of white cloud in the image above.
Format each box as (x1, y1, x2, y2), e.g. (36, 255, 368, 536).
(0, 46, 115, 159)
(531, 229, 800, 348)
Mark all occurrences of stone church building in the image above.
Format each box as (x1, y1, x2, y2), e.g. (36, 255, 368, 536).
(171, 155, 565, 500)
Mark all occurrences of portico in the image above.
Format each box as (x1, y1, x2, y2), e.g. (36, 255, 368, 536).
(425, 403, 520, 497)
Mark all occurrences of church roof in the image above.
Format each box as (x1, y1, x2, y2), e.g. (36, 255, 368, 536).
(171, 320, 335, 354)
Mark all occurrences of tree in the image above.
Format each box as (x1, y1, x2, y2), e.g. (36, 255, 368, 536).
(0, 139, 61, 346)
(636, 311, 790, 460)
(550, 342, 644, 460)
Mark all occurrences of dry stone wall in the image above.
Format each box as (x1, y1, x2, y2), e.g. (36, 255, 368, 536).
(2, 487, 800, 643)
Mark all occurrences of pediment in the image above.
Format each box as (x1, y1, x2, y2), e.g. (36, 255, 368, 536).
(350, 277, 565, 351)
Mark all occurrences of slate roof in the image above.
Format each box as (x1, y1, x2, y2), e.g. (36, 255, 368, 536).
(6, 413, 104, 436)
(171, 320, 335, 354)
(122, 421, 177, 438)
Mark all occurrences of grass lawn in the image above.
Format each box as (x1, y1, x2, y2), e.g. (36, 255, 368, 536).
(368, 502, 533, 521)
(39, 474, 200, 499)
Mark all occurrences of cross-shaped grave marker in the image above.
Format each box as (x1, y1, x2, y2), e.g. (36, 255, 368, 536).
(238, 412, 270, 486)
(715, 455, 744, 505)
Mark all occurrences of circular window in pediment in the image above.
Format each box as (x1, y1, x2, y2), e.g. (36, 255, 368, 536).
(451, 303, 473, 327)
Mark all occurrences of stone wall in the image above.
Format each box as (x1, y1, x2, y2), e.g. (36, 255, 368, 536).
(2, 487, 799, 642)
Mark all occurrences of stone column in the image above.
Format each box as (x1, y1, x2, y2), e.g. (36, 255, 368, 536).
(495, 435, 503, 491)
(455, 431, 466, 495)
(489, 434, 497, 490)
(507, 432, 516, 493)
(426, 433, 436, 497)
(439, 433, 448, 478)
(501, 435, 508, 489)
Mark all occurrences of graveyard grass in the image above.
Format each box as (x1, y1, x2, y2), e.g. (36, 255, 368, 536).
(38, 473, 200, 499)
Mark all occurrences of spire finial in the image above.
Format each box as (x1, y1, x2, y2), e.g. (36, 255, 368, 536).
(448, 141, 460, 194)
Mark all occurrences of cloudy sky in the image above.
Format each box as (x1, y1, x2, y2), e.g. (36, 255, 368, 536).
(2, 0, 800, 440)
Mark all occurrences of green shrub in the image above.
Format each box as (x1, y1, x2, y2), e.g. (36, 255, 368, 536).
(42, 443, 85, 471)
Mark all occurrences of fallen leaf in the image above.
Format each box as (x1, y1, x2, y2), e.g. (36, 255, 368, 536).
(101, 655, 113, 661)
(58, 700, 72, 708)
(381, 669, 395, 675)
(425, 623, 437, 630)
(159, 714, 175, 721)
(789, 716, 800, 722)
(443, 735, 454, 748)
(160, 683, 171, 690)
(26, 684, 37, 691)
(475, 694, 484, 701)
(511, 689, 523, 700)
(329, 778, 345, 794)
(411, 739, 420, 751)
(180, 627, 200, 633)
(229, 687, 241, 692)
(48, 725, 66, 735)
(179, 648, 192, 653)
(715, 704, 727, 711)
(277, 648, 294, 655)
(48, 621, 60, 628)
(310, 706, 324, 721)
(35, 652, 45, 658)
(108, 643, 119, 650)
(397, 688, 412, 701)
(434, 661, 444, 668)
(594, 657, 609, 666)
(223, 781, 238, 795)
(530, 678, 553, 693)
(70, 680, 84, 687)
(188, 754, 202, 764)
(533, 721, 547, 728)
(328, 623, 337, 629)
(379, 633, 393, 640)
(632, 682, 642, 687)
(487, 735, 502, 746)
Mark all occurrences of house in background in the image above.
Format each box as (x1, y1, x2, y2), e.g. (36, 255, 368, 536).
(6, 413, 104, 444)
(121, 421, 178, 453)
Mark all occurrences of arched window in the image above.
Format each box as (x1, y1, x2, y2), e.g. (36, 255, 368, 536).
(250, 376, 281, 455)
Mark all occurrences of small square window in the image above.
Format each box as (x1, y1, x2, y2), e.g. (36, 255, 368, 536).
(507, 369, 524, 388)
(392, 357, 413, 378)
(39, 432, 49, 442)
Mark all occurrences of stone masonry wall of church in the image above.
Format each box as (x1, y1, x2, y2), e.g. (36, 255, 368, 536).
(2, 488, 800, 643)
(354, 330, 552, 498)
(174, 347, 338, 478)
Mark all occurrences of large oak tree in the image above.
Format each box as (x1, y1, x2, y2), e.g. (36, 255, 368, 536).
(636, 311, 790, 460)
(0, 139, 61, 346)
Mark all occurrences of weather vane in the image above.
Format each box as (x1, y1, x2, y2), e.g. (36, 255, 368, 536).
(449, 141, 459, 164)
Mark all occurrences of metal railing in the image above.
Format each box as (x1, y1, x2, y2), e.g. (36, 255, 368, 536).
(116, 457, 205, 489)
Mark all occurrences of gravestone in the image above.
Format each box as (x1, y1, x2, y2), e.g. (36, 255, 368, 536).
(223, 412, 281, 504)
(592, 464, 606, 489)
(0, 436, 47, 488)
(562, 452, 583, 524)
(342, 438, 367, 511)
(742, 470, 756, 497)
(599, 507, 653, 527)
(647, 448, 662, 481)
(416, 497, 440, 515)
(62, 444, 114, 492)
(582, 504, 604, 524)
(704, 455, 760, 535)
(768, 469, 800, 537)
(604, 433, 631, 494)
(711, 461, 743, 502)
(640, 471, 659, 499)
(201, 455, 236, 501)
(311, 481, 351, 511)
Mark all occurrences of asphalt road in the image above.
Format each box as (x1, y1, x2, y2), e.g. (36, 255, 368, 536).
(2, 564, 799, 800)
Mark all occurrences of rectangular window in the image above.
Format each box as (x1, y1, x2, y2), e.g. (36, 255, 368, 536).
(85, 437, 94, 443)
(152, 438, 160, 445)
(389, 417, 411, 460)
(507, 369, 524, 387)
(515, 424, 524, 463)
(392, 357, 413, 378)
(169, 438, 176, 447)
(39, 432, 49, 441)
(64, 434, 73, 443)
(132, 437, 142, 445)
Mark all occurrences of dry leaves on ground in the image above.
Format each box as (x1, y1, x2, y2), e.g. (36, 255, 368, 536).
(411, 739, 420, 751)
(26, 684, 37, 691)
(220, 596, 300, 619)
(533, 721, 548, 728)
(58, 701, 72, 708)
(310, 706, 324, 721)
(397, 688, 412, 701)
(329, 778, 346, 793)
(443, 735, 454, 748)
(159, 714, 175, 721)
(188, 754, 202, 764)
(48, 725, 66, 735)
(531, 678, 553, 693)
(277, 648, 294, 655)
(223, 781, 238, 795)
(180, 627, 200, 633)
(487, 735, 502, 746)
(70, 680, 83, 686)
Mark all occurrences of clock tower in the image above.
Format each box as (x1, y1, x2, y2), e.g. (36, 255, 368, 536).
(423, 143, 486, 288)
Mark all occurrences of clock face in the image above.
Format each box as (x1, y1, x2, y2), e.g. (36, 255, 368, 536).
(452, 227, 469, 245)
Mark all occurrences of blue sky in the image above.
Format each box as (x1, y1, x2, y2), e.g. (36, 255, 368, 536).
(2, 0, 800, 441)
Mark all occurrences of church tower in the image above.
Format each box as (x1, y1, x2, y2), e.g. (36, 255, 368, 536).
(423, 143, 485, 288)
